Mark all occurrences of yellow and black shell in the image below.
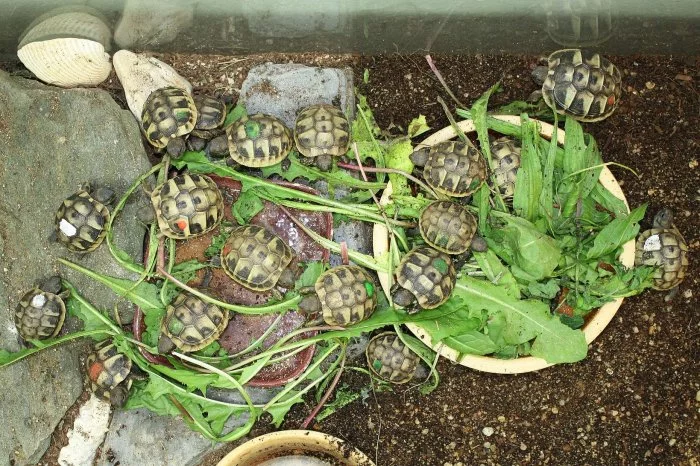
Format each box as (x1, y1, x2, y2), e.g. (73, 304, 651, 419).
(315, 265, 377, 327)
(226, 113, 292, 167)
(635, 226, 688, 291)
(160, 291, 229, 352)
(396, 247, 456, 309)
(86, 340, 132, 406)
(140, 86, 198, 149)
(14, 287, 66, 340)
(490, 137, 521, 198)
(366, 332, 420, 384)
(541, 49, 622, 122)
(193, 95, 226, 131)
(419, 201, 477, 255)
(220, 225, 294, 291)
(55, 189, 110, 252)
(423, 141, 487, 197)
(150, 174, 224, 240)
(294, 104, 351, 158)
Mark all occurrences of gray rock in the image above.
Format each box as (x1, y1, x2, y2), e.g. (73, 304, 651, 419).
(240, 63, 355, 128)
(96, 409, 221, 466)
(0, 71, 150, 465)
(330, 220, 374, 268)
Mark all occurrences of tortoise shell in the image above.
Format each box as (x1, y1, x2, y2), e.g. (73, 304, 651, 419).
(55, 189, 110, 252)
(160, 291, 229, 352)
(366, 332, 420, 384)
(220, 225, 294, 291)
(541, 49, 622, 122)
(86, 340, 132, 406)
(226, 113, 292, 167)
(315, 265, 377, 327)
(14, 287, 66, 340)
(150, 174, 224, 240)
(423, 141, 487, 197)
(140, 86, 198, 148)
(635, 227, 688, 290)
(490, 137, 521, 198)
(419, 201, 477, 254)
(396, 247, 456, 309)
(294, 104, 350, 158)
(193, 95, 226, 131)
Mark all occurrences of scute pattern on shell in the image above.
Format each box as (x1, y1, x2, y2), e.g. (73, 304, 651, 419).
(55, 189, 110, 252)
(366, 332, 419, 384)
(141, 86, 197, 148)
(419, 201, 477, 254)
(14, 288, 66, 340)
(294, 104, 351, 158)
(161, 292, 229, 352)
(490, 137, 521, 198)
(150, 174, 224, 239)
(221, 225, 294, 291)
(635, 228, 688, 290)
(87, 340, 132, 403)
(227, 113, 292, 167)
(315, 265, 377, 327)
(193, 95, 226, 131)
(396, 247, 456, 309)
(423, 141, 487, 197)
(542, 49, 622, 122)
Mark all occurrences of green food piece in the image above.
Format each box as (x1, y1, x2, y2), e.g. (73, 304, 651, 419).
(364, 281, 375, 298)
(512, 116, 543, 223)
(526, 279, 561, 300)
(316, 384, 364, 421)
(586, 204, 646, 260)
(204, 229, 231, 258)
(384, 138, 414, 197)
(473, 250, 520, 298)
(407, 115, 430, 138)
(232, 189, 265, 225)
(224, 103, 247, 127)
(295, 261, 326, 289)
(444, 331, 498, 356)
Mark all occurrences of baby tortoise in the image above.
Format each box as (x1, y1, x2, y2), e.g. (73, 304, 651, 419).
(187, 95, 227, 152)
(635, 208, 688, 299)
(55, 184, 115, 253)
(209, 113, 293, 167)
(86, 340, 138, 407)
(531, 49, 622, 122)
(158, 291, 230, 353)
(298, 265, 378, 327)
(14, 276, 68, 342)
(220, 225, 297, 291)
(294, 104, 351, 172)
(140, 173, 224, 240)
(411, 140, 487, 197)
(490, 136, 521, 198)
(392, 247, 456, 311)
(140, 86, 198, 158)
(366, 332, 420, 384)
(419, 200, 487, 255)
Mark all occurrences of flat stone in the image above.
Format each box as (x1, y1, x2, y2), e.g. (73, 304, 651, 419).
(0, 71, 150, 465)
(239, 62, 355, 128)
(96, 409, 219, 466)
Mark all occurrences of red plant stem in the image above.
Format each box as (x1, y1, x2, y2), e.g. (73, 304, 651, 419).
(425, 54, 467, 109)
(299, 352, 346, 429)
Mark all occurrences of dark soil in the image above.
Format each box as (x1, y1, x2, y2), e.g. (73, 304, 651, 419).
(8, 51, 696, 466)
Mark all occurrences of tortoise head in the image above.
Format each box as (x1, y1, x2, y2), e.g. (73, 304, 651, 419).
(109, 384, 129, 408)
(158, 334, 176, 354)
(531, 65, 549, 86)
(277, 265, 301, 289)
(653, 208, 674, 229)
(166, 137, 186, 159)
(39, 276, 62, 295)
(93, 187, 116, 205)
(409, 147, 430, 167)
(391, 287, 415, 308)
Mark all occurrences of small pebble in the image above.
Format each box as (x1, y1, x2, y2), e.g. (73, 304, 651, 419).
(669, 439, 677, 447)
(520, 443, 527, 451)
(645, 81, 656, 89)
(482, 427, 495, 437)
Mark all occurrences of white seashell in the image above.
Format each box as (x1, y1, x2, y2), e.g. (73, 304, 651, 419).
(19, 9, 111, 50)
(18, 38, 112, 88)
(113, 50, 193, 121)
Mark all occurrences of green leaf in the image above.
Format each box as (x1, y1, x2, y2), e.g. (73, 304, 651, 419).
(512, 116, 543, 223)
(352, 93, 381, 142)
(231, 189, 264, 225)
(172, 151, 232, 176)
(59, 259, 163, 312)
(295, 261, 326, 289)
(363, 69, 370, 84)
(526, 279, 561, 300)
(586, 204, 646, 260)
(0, 329, 111, 368)
(223, 103, 247, 127)
(473, 250, 520, 298)
(384, 138, 414, 197)
(316, 383, 363, 421)
(152, 364, 221, 393)
(529, 318, 587, 364)
(395, 330, 439, 394)
(407, 115, 430, 138)
(444, 331, 498, 356)
(204, 228, 232, 258)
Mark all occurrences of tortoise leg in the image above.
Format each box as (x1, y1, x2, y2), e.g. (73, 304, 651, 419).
(664, 286, 679, 303)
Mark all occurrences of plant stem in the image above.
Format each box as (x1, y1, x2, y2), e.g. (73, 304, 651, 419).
(0, 329, 112, 368)
(337, 162, 440, 200)
(300, 351, 346, 429)
(157, 267, 302, 314)
(426, 54, 467, 109)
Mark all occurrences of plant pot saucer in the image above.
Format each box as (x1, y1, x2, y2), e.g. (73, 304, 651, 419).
(372, 115, 635, 374)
